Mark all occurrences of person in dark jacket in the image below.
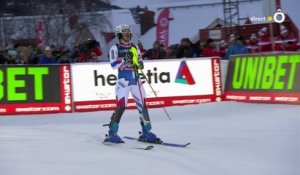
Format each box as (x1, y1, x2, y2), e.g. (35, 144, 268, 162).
(5, 50, 23, 64)
(143, 40, 166, 59)
(176, 38, 197, 58)
(57, 51, 72, 64)
(38, 46, 57, 64)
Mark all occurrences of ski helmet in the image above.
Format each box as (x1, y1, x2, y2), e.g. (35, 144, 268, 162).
(115, 24, 132, 40)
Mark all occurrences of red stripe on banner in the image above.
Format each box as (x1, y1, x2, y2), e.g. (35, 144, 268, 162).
(0, 103, 67, 115)
(60, 65, 72, 112)
(224, 91, 300, 104)
(211, 57, 222, 101)
(156, 8, 170, 47)
(74, 95, 217, 112)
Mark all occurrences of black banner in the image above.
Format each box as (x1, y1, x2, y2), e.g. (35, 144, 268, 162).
(0, 65, 60, 104)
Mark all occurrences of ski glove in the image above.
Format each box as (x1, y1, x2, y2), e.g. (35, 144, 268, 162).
(138, 61, 144, 69)
(124, 52, 133, 64)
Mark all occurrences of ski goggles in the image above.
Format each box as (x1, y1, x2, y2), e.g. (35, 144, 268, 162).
(121, 28, 131, 33)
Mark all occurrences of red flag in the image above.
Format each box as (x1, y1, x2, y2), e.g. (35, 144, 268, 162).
(37, 21, 43, 46)
(156, 8, 170, 47)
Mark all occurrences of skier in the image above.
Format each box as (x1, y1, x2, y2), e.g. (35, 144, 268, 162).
(104, 24, 161, 144)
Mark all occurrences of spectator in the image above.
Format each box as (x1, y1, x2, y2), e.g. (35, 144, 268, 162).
(5, 50, 23, 64)
(88, 42, 103, 62)
(89, 51, 100, 62)
(57, 51, 72, 64)
(143, 40, 166, 59)
(246, 33, 259, 53)
(38, 46, 57, 64)
(29, 45, 43, 64)
(176, 38, 197, 58)
(71, 45, 81, 62)
(75, 39, 102, 62)
(229, 34, 236, 45)
(202, 38, 221, 57)
(0, 47, 8, 64)
(18, 46, 32, 64)
(52, 45, 64, 60)
(257, 27, 272, 52)
(168, 44, 180, 58)
(137, 40, 146, 54)
(275, 25, 298, 51)
(224, 36, 249, 60)
(219, 40, 228, 58)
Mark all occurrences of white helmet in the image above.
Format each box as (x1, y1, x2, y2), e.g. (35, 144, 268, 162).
(115, 24, 132, 36)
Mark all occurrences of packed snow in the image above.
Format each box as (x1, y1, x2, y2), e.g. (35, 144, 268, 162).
(0, 101, 299, 175)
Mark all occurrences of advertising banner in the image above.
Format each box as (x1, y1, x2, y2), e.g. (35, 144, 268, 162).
(156, 8, 170, 47)
(224, 53, 300, 104)
(72, 58, 222, 111)
(0, 65, 72, 115)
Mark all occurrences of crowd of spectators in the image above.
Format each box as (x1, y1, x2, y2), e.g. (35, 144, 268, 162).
(0, 39, 103, 65)
(0, 25, 299, 65)
(141, 25, 299, 60)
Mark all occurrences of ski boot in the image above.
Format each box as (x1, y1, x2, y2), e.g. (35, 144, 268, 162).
(103, 122, 124, 144)
(138, 131, 162, 144)
(103, 131, 124, 144)
(138, 123, 162, 144)
(138, 107, 162, 144)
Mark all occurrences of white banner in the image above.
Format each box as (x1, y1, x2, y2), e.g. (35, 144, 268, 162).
(71, 58, 221, 111)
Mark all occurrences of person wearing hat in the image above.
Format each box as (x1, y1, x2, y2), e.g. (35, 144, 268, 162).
(5, 50, 23, 64)
(38, 46, 57, 64)
(224, 36, 248, 60)
(274, 25, 298, 51)
(257, 27, 272, 52)
(246, 33, 259, 53)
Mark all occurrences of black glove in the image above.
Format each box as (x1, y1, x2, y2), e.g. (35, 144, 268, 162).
(138, 61, 144, 69)
(124, 52, 133, 64)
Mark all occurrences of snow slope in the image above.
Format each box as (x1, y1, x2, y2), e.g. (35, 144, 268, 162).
(0, 101, 299, 175)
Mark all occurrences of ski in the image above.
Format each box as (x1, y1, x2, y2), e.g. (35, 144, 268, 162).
(103, 140, 154, 150)
(123, 136, 191, 148)
(133, 145, 154, 150)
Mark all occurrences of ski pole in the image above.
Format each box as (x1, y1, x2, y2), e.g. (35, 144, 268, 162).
(137, 67, 171, 120)
(130, 46, 171, 120)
